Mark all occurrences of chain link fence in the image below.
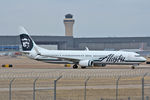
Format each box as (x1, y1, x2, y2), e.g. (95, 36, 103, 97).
(0, 74, 150, 100)
(0, 69, 150, 100)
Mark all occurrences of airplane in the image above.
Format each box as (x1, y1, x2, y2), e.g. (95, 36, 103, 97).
(19, 27, 146, 69)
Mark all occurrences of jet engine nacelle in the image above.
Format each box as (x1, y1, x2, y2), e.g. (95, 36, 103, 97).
(79, 60, 93, 67)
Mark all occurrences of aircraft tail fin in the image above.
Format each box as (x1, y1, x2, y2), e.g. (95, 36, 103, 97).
(19, 26, 37, 51)
(19, 26, 41, 58)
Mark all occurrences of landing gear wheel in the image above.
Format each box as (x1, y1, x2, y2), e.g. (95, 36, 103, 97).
(73, 64, 78, 69)
(131, 66, 135, 69)
(102, 64, 106, 67)
(81, 66, 86, 69)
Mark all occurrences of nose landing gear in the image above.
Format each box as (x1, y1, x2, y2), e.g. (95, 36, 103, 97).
(131, 65, 135, 69)
(131, 64, 139, 69)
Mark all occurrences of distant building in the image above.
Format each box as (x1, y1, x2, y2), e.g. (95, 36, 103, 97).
(0, 45, 19, 51)
(0, 14, 150, 56)
(64, 14, 75, 36)
(0, 36, 150, 51)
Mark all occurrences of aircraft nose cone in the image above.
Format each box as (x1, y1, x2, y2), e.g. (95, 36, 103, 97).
(141, 57, 146, 62)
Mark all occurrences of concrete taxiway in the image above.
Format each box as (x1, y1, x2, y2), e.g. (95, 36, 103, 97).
(0, 56, 150, 79)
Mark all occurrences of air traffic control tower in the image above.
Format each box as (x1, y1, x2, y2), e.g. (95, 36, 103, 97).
(64, 14, 75, 36)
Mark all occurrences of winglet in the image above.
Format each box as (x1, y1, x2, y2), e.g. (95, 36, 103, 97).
(85, 47, 89, 51)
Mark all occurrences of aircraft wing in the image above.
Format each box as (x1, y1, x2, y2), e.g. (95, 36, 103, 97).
(40, 54, 80, 63)
(33, 46, 94, 63)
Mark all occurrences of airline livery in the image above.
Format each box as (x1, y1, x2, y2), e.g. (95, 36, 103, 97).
(19, 27, 146, 69)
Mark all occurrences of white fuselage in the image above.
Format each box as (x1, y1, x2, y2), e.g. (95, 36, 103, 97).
(27, 47, 146, 65)
(19, 27, 146, 68)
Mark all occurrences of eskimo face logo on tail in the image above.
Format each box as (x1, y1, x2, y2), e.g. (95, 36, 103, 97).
(20, 34, 33, 51)
(99, 54, 125, 63)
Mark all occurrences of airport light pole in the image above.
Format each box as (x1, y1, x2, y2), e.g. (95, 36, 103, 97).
(84, 77, 90, 100)
(9, 78, 15, 100)
(54, 75, 62, 100)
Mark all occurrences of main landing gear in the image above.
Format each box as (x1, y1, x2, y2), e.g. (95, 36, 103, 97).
(73, 64, 78, 69)
(81, 66, 86, 69)
(73, 64, 87, 69)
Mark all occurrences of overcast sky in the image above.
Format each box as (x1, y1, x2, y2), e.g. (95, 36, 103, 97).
(0, 0, 150, 37)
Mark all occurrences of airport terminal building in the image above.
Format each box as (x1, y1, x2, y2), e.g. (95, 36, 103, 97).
(0, 14, 150, 56)
(0, 35, 150, 51)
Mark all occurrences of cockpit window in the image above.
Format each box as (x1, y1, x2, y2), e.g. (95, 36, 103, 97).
(135, 55, 141, 57)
